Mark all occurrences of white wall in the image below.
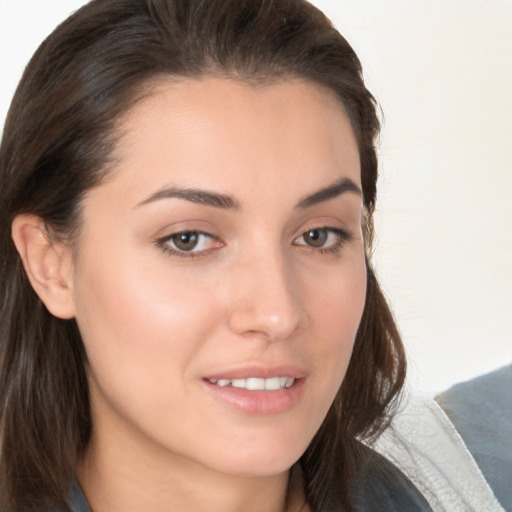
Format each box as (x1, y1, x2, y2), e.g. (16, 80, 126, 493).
(1, 0, 511, 394)
(314, 0, 512, 393)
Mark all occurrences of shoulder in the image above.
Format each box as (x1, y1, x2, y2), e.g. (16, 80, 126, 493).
(374, 393, 506, 511)
(437, 365, 512, 510)
(437, 364, 512, 424)
(351, 441, 433, 512)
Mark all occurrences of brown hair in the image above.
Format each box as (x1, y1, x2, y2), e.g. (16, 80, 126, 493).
(0, 1, 405, 510)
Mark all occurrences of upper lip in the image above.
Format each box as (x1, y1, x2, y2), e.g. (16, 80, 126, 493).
(203, 364, 308, 381)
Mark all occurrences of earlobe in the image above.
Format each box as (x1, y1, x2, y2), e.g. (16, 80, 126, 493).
(11, 214, 76, 319)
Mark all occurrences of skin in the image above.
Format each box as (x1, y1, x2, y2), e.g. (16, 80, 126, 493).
(15, 78, 366, 511)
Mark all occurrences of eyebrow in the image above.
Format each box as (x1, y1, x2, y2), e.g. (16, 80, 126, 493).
(296, 177, 362, 208)
(135, 186, 240, 210)
(135, 176, 361, 211)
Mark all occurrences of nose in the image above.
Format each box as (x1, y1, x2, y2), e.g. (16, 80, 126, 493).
(226, 251, 305, 342)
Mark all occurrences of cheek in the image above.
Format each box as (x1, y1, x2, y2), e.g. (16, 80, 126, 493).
(301, 253, 367, 394)
(71, 248, 221, 398)
(307, 251, 367, 338)
(71, 255, 228, 453)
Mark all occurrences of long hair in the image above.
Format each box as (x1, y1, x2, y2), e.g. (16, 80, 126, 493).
(0, 1, 406, 510)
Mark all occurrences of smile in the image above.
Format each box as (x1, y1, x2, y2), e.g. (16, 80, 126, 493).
(208, 377, 295, 390)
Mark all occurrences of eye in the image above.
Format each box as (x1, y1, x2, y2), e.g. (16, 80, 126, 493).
(170, 231, 204, 251)
(301, 228, 329, 248)
(294, 227, 352, 254)
(157, 230, 221, 257)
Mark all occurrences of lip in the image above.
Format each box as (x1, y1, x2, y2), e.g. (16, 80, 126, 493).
(203, 365, 307, 381)
(202, 365, 307, 415)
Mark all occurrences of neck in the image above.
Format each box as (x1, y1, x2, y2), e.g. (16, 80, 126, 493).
(76, 428, 307, 512)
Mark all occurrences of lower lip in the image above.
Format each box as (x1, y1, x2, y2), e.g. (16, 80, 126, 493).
(203, 379, 306, 415)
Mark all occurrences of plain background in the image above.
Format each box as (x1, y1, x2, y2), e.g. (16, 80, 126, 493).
(1, 0, 511, 394)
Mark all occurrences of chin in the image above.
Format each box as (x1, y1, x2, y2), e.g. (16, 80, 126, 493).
(196, 434, 308, 478)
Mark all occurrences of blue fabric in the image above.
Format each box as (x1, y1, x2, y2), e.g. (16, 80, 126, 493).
(69, 480, 91, 512)
(437, 365, 512, 511)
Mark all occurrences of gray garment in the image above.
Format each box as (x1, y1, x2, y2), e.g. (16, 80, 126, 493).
(68, 445, 432, 511)
(69, 481, 91, 512)
(437, 365, 512, 511)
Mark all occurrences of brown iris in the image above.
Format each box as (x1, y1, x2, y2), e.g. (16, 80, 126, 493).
(303, 228, 328, 247)
(171, 232, 200, 251)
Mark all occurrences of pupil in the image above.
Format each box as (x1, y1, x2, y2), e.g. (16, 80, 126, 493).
(173, 232, 199, 251)
(306, 229, 327, 247)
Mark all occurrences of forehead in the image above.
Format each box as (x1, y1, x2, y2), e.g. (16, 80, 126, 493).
(99, 77, 361, 206)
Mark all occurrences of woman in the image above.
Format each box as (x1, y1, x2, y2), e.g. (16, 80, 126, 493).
(0, 0, 432, 510)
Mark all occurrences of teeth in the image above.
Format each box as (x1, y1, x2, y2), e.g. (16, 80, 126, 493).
(247, 378, 265, 390)
(208, 377, 296, 390)
(264, 377, 281, 391)
(231, 379, 246, 388)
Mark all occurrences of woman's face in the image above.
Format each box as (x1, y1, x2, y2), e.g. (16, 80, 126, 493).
(69, 78, 366, 477)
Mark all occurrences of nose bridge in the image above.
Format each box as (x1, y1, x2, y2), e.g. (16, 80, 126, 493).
(227, 243, 304, 341)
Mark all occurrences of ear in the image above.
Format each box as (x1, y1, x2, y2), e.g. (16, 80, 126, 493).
(11, 214, 76, 319)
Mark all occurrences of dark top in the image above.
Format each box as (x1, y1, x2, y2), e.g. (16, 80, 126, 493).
(69, 444, 432, 511)
(351, 444, 433, 511)
(437, 364, 512, 511)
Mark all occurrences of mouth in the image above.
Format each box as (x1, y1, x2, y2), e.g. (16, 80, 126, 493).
(203, 369, 305, 415)
(207, 376, 295, 391)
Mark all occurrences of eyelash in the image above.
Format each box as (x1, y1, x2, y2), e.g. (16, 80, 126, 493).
(156, 227, 353, 259)
(293, 227, 353, 256)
